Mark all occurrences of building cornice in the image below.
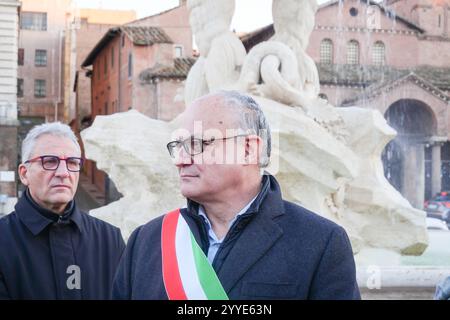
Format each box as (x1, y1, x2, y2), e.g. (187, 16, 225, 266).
(315, 25, 419, 36)
(341, 72, 450, 106)
(0, 0, 20, 7)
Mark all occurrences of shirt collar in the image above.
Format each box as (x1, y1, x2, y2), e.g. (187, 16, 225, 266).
(197, 192, 259, 241)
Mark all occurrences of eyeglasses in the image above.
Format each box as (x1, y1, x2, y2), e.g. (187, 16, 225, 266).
(167, 134, 248, 158)
(25, 155, 84, 172)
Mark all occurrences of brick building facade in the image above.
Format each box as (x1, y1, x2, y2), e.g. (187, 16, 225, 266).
(17, 0, 71, 124)
(80, 1, 194, 199)
(67, 9, 136, 127)
(241, 0, 450, 208)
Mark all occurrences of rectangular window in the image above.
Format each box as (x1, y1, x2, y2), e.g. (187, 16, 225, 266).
(18, 48, 24, 66)
(174, 45, 183, 58)
(34, 79, 46, 97)
(35, 49, 47, 67)
(128, 53, 133, 78)
(20, 12, 47, 31)
(17, 78, 24, 97)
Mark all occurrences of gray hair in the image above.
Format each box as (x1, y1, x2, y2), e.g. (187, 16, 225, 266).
(21, 122, 81, 163)
(216, 90, 272, 168)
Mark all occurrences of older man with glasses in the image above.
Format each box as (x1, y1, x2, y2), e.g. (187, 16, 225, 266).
(113, 90, 360, 300)
(0, 122, 125, 299)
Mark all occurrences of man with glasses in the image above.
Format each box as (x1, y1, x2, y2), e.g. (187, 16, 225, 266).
(113, 90, 360, 300)
(0, 122, 125, 299)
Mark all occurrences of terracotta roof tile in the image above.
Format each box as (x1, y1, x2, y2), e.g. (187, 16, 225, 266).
(82, 26, 173, 66)
(140, 57, 196, 80)
(121, 26, 172, 45)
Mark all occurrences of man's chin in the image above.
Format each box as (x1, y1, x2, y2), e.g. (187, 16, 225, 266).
(48, 194, 73, 205)
(180, 185, 199, 200)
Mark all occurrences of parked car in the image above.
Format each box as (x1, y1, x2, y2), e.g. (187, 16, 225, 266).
(424, 191, 450, 209)
(425, 203, 450, 227)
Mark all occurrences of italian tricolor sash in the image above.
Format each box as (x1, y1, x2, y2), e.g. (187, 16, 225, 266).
(161, 208, 229, 300)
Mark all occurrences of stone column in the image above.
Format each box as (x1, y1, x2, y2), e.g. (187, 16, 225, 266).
(431, 143, 442, 197)
(402, 144, 415, 206)
(415, 145, 425, 209)
(402, 143, 425, 209)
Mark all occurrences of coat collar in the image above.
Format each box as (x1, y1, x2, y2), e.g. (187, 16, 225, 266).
(216, 174, 286, 293)
(15, 192, 86, 236)
(244, 173, 285, 218)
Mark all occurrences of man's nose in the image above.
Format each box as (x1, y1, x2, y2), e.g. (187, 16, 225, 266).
(54, 160, 70, 177)
(174, 147, 193, 167)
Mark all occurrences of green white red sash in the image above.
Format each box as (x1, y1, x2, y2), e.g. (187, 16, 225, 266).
(161, 208, 229, 300)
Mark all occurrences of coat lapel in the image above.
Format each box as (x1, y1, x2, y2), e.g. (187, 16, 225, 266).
(217, 211, 284, 293)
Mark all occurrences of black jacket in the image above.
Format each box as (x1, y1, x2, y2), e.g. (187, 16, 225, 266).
(113, 175, 360, 300)
(0, 192, 125, 299)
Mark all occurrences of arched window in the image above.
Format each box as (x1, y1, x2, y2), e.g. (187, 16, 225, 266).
(346, 40, 359, 65)
(372, 41, 385, 66)
(320, 39, 333, 64)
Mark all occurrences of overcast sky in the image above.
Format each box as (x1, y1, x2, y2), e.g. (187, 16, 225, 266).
(73, 0, 332, 32)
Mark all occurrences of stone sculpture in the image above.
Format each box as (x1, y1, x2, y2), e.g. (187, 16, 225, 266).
(81, 0, 428, 258)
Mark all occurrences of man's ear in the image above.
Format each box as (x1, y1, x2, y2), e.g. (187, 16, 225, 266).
(245, 135, 262, 166)
(18, 164, 30, 186)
